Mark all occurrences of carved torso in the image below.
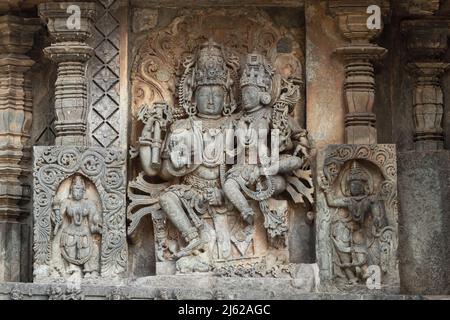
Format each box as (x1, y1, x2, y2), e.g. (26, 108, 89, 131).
(60, 198, 95, 266)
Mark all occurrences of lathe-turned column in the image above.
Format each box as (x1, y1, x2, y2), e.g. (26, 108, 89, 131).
(329, 0, 389, 144)
(38, 2, 97, 145)
(0, 15, 40, 282)
(402, 19, 450, 151)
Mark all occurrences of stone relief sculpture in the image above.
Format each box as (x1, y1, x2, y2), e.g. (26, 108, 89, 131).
(223, 53, 311, 250)
(129, 40, 239, 273)
(33, 147, 127, 281)
(318, 145, 399, 290)
(52, 175, 102, 279)
(128, 37, 313, 276)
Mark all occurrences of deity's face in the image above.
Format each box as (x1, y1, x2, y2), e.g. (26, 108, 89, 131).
(195, 85, 225, 116)
(71, 182, 85, 201)
(242, 85, 261, 111)
(349, 180, 366, 197)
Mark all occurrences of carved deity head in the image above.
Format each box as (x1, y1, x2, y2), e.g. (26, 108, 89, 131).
(70, 175, 86, 201)
(179, 40, 238, 117)
(346, 162, 370, 197)
(240, 53, 274, 111)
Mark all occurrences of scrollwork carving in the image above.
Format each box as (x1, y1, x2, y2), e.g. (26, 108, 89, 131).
(33, 147, 127, 280)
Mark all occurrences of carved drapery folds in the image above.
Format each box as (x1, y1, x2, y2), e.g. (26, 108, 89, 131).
(0, 15, 40, 282)
(318, 144, 399, 291)
(402, 19, 450, 150)
(329, 0, 389, 144)
(33, 147, 127, 281)
(38, 2, 97, 145)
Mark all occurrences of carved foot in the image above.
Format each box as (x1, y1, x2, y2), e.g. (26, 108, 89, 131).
(84, 271, 99, 279)
(174, 238, 205, 259)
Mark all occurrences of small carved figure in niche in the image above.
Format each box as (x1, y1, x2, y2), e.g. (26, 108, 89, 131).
(137, 40, 239, 271)
(223, 53, 310, 246)
(322, 161, 386, 284)
(52, 175, 102, 278)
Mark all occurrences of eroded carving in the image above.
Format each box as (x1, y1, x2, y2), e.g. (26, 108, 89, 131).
(33, 147, 127, 280)
(318, 145, 399, 289)
(52, 175, 102, 279)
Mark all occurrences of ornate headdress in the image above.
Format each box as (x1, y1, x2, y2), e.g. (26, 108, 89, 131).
(240, 53, 274, 92)
(179, 39, 239, 117)
(347, 162, 369, 183)
(71, 175, 86, 190)
(194, 40, 228, 88)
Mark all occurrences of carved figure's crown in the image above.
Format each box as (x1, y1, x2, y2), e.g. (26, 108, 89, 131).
(194, 39, 228, 87)
(347, 162, 369, 183)
(240, 53, 274, 91)
(71, 175, 85, 189)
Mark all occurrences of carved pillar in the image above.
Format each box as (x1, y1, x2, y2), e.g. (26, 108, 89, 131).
(398, 18, 450, 295)
(33, 2, 128, 281)
(402, 20, 450, 151)
(0, 15, 40, 282)
(329, 0, 389, 144)
(38, 2, 97, 145)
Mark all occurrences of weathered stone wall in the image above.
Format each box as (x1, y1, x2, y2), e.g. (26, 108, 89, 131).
(0, 0, 449, 298)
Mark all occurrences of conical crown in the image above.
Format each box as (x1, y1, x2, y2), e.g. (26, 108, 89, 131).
(71, 175, 85, 190)
(194, 39, 228, 87)
(240, 53, 273, 91)
(347, 162, 369, 183)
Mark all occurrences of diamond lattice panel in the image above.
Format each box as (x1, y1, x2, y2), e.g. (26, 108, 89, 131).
(88, 0, 121, 148)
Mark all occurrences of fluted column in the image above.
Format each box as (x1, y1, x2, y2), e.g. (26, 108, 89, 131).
(38, 2, 97, 145)
(0, 15, 40, 282)
(402, 19, 450, 151)
(329, 0, 389, 144)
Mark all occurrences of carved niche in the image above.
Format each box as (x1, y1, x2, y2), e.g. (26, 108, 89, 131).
(318, 145, 399, 290)
(33, 147, 127, 280)
(127, 9, 312, 276)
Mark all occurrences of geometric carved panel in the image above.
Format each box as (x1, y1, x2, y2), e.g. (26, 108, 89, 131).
(88, 0, 121, 148)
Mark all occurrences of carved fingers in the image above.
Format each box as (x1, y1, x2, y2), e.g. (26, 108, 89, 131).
(205, 187, 224, 206)
(319, 175, 331, 192)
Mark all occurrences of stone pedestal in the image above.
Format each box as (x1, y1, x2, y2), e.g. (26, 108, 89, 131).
(398, 150, 450, 295)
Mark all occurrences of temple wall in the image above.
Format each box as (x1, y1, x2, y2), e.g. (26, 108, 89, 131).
(0, 0, 449, 299)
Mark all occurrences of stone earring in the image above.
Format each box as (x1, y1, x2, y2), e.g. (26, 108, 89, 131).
(260, 92, 271, 105)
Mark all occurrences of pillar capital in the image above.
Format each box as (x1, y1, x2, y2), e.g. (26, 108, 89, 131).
(328, 0, 390, 44)
(0, 15, 41, 55)
(401, 19, 450, 60)
(38, 2, 97, 42)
